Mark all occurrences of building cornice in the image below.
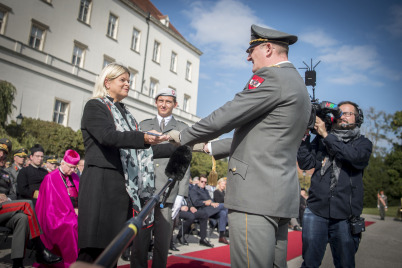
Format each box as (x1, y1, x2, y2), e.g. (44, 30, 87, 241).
(120, 0, 202, 56)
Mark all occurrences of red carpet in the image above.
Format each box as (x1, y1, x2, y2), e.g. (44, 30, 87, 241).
(119, 221, 375, 267)
(365, 221, 375, 227)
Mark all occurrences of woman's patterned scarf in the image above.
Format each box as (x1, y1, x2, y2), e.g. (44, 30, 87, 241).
(97, 97, 155, 226)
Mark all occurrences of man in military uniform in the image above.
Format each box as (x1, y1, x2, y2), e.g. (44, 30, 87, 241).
(44, 155, 58, 173)
(131, 88, 190, 268)
(168, 25, 311, 267)
(0, 138, 62, 268)
(5, 148, 28, 194)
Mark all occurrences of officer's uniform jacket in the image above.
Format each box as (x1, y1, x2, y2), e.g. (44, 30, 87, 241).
(5, 163, 20, 194)
(180, 62, 311, 218)
(140, 117, 190, 202)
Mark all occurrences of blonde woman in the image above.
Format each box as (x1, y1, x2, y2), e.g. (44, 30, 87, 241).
(213, 177, 226, 204)
(77, 63, 169, 262)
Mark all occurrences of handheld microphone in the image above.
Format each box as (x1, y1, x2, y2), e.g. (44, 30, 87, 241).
(160, 145, 192, 208)
(94, 145, 192, 268)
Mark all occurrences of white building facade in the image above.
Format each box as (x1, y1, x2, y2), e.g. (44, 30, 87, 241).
(0, 0, 202, 130)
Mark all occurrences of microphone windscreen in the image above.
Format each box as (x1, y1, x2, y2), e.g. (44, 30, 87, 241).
(165, 145, 192, 181)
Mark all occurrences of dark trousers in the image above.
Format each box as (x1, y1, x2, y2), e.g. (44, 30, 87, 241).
(178, 209, 208, 240)
(200, 203, 228, 232)
(131, 204, 173, 268)
(301, 208, 360, 268)
(0, 200, 41, 259)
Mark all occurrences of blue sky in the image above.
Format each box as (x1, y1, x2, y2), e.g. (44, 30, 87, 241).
(152, 0, 402, 138)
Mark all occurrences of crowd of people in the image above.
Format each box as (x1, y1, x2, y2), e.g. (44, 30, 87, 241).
(1, 23, 376, 268)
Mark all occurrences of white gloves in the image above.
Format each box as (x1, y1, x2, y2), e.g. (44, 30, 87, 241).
(172, 195, 184, 219)
(168, 130, 181, 144)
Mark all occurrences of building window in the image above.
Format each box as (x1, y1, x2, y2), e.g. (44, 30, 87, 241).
(185, 61, 192, 81)
(107, 13, 118, 39)
(183, 95, 190, 112)
(149, 79, 158, 97)
(103, 55, 115, 68)
(0, 4, 11, 35)
(170, 51, 177, 73)
(129, 68, 138, 90)
(29, 20, 48, 51)
(78, 0, 92, 24)
(53, 99, 69, 126)
(131, 28, 140, 52)
(71, 41, 87, 67)
(152, 41, 160, 63)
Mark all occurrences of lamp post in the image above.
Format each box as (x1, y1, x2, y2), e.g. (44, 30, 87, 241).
(16, 113, 24, 126)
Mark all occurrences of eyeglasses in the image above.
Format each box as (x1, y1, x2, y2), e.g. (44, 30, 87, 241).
(64, 163, 77, 170)
(340, 112, 356, 118)
(247, 43, 268, 55)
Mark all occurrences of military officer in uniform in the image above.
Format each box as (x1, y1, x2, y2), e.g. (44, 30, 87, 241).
(44, 155, 59, 173)
(168, 25, 311, 267)
(131, 88, 190, 268)
(5, 148, 28, 194)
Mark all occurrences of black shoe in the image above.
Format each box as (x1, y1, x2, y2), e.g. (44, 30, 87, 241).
(36, 248, 63, 265)
(121, 247, 131, 261)
(169, 243, 179, 251)
(177, 236, 189, 245)
(293, 226, 302, 231)
(199, 239, 214, 248)
(12, 258, 24, 268)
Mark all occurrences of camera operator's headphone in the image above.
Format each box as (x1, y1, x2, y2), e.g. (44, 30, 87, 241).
(338, 101, 364, 127)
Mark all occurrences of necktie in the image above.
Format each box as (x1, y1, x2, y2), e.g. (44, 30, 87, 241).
(160, 118, 165, 132)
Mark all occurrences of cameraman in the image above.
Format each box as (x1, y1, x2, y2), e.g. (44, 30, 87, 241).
(297, 101, 372, 268)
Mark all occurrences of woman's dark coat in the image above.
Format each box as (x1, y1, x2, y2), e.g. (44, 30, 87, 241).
(78, 98, 159, 249)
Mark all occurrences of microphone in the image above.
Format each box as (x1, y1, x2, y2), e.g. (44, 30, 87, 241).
(165, 145, 192, 180)
(94, 145, 192, 267)
(160, 145, 192, 208)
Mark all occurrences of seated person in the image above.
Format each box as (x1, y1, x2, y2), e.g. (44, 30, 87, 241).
(189, 176, 229, 244)
(35, 149, 80, 268)
(44, 155, 58, 173)
(213, 177, 226, 203)
(176, 197, 213, 247)
(17, 144, 48, 204)
(0, 138, 62, 268)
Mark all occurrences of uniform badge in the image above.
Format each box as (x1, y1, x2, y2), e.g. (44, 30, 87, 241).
(248, 75, 264, 90)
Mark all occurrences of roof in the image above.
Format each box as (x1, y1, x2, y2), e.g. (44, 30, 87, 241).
(129, 0, 184, 38)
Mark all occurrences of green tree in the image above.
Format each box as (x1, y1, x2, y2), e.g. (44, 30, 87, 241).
(384, 110, 402, 205)
(363, 155, 388, 207)
(5, 117, 84, 157)
(0, 80, 17, 127)
(190, 152, 228, 179)
(362, 107, 392, 156)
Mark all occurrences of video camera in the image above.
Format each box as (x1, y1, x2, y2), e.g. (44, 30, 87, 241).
(307, 101, 342, 131)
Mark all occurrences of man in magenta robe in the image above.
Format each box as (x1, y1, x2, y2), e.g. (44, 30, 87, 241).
(35, 149, 80, 268)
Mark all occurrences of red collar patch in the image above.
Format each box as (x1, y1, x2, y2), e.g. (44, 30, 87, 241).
(248, 75, 264, 90)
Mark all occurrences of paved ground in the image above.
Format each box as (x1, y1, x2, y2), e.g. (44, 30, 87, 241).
(1, 214, 401, 267)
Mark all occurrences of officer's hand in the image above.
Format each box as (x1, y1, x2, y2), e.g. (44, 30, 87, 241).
(314, 117, 328, 138)
(167, 130, 181, 145)
(192, 143, 207, 153)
